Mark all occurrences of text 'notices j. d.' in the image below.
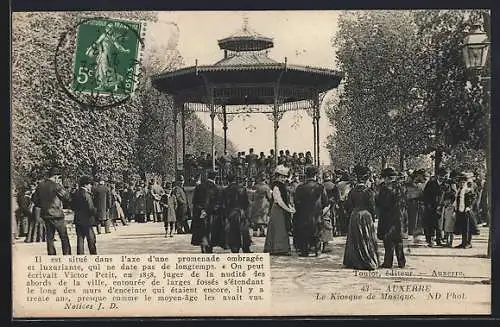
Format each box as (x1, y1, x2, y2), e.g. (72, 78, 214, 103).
(13, 253, 271, 317)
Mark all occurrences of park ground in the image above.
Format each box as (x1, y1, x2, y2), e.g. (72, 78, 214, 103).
(12, 219, 491, 316)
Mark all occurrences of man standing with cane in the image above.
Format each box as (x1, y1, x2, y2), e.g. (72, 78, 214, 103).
(32, 167, 72, 255)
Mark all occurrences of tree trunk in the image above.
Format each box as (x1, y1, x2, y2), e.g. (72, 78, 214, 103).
(434, 149, 443, 176)
(399, 148, 406, 172)
(381, 156, 387, 171)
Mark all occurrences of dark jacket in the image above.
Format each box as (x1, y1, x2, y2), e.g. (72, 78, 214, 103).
(294, 179, 329, 220)
(191, 180, 225, 248)
(376, 182, 406, 241)
(17, 193, 32, 218)
(423, 177, 443, 210)
(173, 185, 188, 218)
(223, 182, 251, 250)
(73, 187, 97, 227)
(293, 179, 329, 249)
(92, 184, 111, 221)
(223, 182, 250, 214)
(345, 183, 376, 218)
(32, 179, 70, 219)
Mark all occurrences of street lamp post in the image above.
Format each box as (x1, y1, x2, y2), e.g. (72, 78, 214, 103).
(461, 16, 491, 259)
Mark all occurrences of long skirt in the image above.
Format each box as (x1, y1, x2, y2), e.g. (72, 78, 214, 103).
(442, 205, 456, 233)
(263, 204, 291, 255)
(250, 198, 270, 227)
(335, 202, 349, 235)
(407, 199, 424, 236)
(319, 211, 334, 243)
(24, 218, 46, 243)
(191, 212, 228, 249)
(343, 209, 379, 270)
(454, 210, 478, 235)
(110, 202, 125, 220)
(227, 208, 251, 252)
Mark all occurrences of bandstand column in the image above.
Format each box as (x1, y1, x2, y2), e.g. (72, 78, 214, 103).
(172, 101, 179, 178)
(315, 93, 321, 167)
(210, 108, 216, 171)
(202, 74, 216, 171)
(312, 113, 317, 166)
(273, 99, 279, 166)
(223, 105, 228, 153)
(181, 104, 186, 168)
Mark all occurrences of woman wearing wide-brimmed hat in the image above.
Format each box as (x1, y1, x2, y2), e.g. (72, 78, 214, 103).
(343, 165, 380, 270)
(264, 165, 295, 256)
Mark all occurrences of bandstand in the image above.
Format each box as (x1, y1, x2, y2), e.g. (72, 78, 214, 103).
(151, 18, 343, 178)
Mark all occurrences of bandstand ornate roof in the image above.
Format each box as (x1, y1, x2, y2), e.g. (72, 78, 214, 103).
(151, 18, 343, 114)
(217, 17, 274, 52)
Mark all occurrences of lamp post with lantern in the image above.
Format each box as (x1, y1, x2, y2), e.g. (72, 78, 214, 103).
(461, 13, 491, 259)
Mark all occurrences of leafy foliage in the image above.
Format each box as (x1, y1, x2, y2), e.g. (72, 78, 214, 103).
(11, 11, 235, 189)
(327, 10, 489, 173)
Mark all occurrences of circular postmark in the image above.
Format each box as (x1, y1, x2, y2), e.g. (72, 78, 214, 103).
(54, 16, 147, 109)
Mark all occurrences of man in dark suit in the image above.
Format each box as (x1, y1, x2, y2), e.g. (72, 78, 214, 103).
(223, 173, 252, 253)
(173, 175, 190, 234)
(73, 176, 98, 254)
(246, 148, 259, 181)
(31, 167, 72, 255)
(93, 177, 112, 234)
(377, 167, 406, 269)
(293, 166, 329, 257)
(423, 168, 448, 247)
(191, 170, 226, 253)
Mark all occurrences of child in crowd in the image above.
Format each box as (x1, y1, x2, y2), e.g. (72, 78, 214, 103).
(442, 195, 456, 247)
(160, 182, 177, 238)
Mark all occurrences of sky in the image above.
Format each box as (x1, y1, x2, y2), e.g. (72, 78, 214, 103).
(148, 11, 342, 165)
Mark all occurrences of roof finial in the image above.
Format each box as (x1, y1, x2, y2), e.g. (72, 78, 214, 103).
(242, 14, 249, 31)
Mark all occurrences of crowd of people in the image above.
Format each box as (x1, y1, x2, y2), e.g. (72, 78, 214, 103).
(183, 148, 315, 186)
(12, 168, 191, 255)
(13, 161, 489, 271)
(189, 163, 489, 270)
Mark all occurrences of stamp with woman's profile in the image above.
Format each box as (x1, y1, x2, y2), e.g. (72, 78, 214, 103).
(55, 17, 146, 108)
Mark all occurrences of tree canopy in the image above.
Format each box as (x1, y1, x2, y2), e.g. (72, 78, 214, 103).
(12, 11, 234, 189)
(327, 10, 489, 173)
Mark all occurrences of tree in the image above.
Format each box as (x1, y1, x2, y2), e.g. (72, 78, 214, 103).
(11, 11, 236, 189)
(327, 10, 489, 174)
(413, 10, 489, 173)
(12, 11, 157, 187)
(327, 11, 430, 171)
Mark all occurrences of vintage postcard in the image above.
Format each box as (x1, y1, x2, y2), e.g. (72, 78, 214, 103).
(11, 10, 492, 317)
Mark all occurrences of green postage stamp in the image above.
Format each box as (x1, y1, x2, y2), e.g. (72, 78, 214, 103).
(72, 17, 144, 96)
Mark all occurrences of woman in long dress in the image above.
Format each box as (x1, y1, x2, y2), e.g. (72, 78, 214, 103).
(264, 165, 295, 256)
(250, 173, 272, 237)
(134, 183, 147, 223)
(343, 165, 380, 270)
(405, 170, 426, 243)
